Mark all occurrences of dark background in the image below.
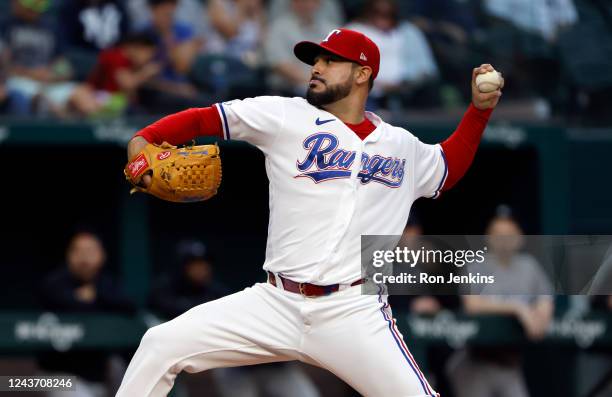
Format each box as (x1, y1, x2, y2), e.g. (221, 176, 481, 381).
(2, 138, 597, 307)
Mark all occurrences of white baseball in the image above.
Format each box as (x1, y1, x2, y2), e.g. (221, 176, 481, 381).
(475, 70, 501, 93)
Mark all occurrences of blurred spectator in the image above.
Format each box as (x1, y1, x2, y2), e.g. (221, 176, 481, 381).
(268, 0, 343, 26)
(1, 0, 108, 118)
(483, 0, 578, 42)
(264, 0, 335, 95)
(149, 239, 229, 319)
(87, 32, 160, 111)
(0, 38, 28, 114)
(39, 230, 134, 397)
(141, 0, 200, 79)
(60, 0, 129, 53)
(481, 0, 578, 108)
(407, 0, 481, 103)
(126, 0, 210, 41)
(447, 214, 554, 397)
(40, 230, 134, 313)
(125, 0, 154, 31)
(408, 0, 478, 39)
(137, 0, 210, 112)
(173, 0, 212, 44)
(556, 0, 612, 124)
(206, 0, 266, 65)
(346, 0, 440, 109)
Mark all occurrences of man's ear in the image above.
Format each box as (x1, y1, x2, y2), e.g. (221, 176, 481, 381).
(355, 66, 373, 87)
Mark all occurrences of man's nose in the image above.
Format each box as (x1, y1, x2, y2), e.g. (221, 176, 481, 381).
(312, 59, 325, 75)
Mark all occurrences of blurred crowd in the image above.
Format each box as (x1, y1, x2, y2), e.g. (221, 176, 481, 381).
(38, 230, 326, 397)
(0, 0, 611, 124)
(35, 207, 612, 397)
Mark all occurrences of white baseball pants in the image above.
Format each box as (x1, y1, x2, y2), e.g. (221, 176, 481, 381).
(116, 282, 438, 397)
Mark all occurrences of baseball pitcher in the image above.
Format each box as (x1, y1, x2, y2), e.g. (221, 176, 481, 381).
(120, 28, 503, 397)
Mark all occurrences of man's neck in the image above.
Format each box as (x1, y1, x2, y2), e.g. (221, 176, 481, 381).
(322, 94, 367, 124)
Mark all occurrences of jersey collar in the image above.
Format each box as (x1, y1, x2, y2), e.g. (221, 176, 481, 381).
(309, 99, 385, 144)
(361, 111, 384, 143)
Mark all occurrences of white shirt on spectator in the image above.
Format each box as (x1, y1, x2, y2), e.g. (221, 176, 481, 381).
(465, 253, 554, 304)
(484, 0, 578, 41)
(268, 0, 343, 26)
(126, 0, 210, 40)
(264, 14, 335, 92)
(204, 0, 263, 61)
(346, 22, 438, 90)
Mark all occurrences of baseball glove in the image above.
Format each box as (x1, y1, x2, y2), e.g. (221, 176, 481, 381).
(124, 142, 222, 203)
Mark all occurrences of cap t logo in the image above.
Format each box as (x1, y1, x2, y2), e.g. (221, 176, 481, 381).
(360, 52, 367, 61)
(323, 29, 342, 42)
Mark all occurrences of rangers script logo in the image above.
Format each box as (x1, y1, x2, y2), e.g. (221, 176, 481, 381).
(295, 133, 405, 187)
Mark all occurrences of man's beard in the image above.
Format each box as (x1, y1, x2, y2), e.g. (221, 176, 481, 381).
(306, 76, 353, 107)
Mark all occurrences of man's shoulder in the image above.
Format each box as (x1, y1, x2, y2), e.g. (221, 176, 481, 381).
(379, 120, 419, 142)
(223, 95, 304, 108)
(285, 96, 312, 106)
(282, 97, 347, 114)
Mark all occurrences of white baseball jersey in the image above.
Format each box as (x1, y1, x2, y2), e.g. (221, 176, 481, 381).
(118, 95, 443, 397)
(215, 96, 447, 285)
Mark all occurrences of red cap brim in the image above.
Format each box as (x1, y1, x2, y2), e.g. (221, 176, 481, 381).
(294, 41, 353, 66)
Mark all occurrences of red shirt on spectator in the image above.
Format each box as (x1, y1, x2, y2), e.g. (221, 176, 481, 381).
(88, 47, 132, 92)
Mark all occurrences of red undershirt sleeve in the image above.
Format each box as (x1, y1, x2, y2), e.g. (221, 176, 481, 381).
(440, 104, 493, 191)
(134, 106, 223, 145)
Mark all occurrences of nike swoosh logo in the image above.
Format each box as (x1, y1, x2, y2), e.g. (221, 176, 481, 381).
(315, 117, 335, 125)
